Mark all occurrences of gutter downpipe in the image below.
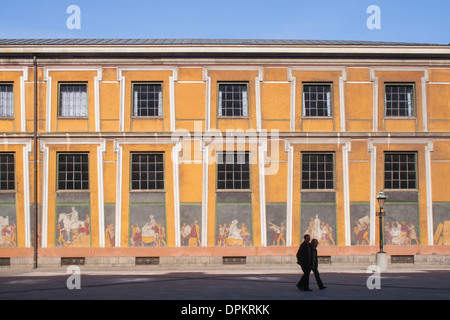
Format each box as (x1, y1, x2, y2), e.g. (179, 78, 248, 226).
(33, 55, 38, 269)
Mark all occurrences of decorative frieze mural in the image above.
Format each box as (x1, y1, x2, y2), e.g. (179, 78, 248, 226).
(180, 203, 202, 246)
(56, 192, 91, 247)
(384, 191, 420, 245)
(0, 192, 16, 248)
(216, 192, 252, 247)
(432, 203, 450, 245)
(266, 203, 287, 246)
(129, 192, 166, 247)
(300, 192, 336, 246)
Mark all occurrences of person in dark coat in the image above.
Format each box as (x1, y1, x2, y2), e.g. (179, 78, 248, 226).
(296, 234, 312, 291)
(310, 238, 327, 290)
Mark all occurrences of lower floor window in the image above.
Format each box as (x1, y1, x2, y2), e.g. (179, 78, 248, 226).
(131, 153, 165, 190)
(384, 153, 416, 189)
(217, 151, 250, 190)
(57, 153, 89, 190)
(302, 153, 334, 190)
(0, 153, 15, 190)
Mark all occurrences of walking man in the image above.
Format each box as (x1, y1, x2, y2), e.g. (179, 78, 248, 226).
(296, 234, 312, 291)
(310, 238, 327, 290)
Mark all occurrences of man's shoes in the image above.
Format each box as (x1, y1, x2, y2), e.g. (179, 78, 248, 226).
(319, 286, 327, 290)
(296, 284, 312, 291)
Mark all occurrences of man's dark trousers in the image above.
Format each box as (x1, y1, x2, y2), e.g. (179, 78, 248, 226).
(298, 265, 311, 289)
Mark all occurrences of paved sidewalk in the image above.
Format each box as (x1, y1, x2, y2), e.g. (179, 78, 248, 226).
(0, 264, 449, 302)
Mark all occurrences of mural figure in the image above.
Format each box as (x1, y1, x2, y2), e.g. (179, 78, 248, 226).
(353, 215, 370, 245)
(57, 207, 90, 247)
(304, 215, 335, 246)
(130, 214, 166, 247)
(216, 223, 228, 246)
(105, 223, 115, 247)
(434, 221, 450, 245)
(385, 220, 419, 245)
(268, 221, 286, 246)
(180, 220, 201, 247)
(0, 216, 16, 248)
(217, 219, 252, 247)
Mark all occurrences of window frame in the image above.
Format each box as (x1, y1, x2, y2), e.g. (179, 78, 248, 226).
(217, 82, 249, 118)
(302, 82, 333, 118)
(58, 82, 89, 119)
(130, 152, 165, 191)
(216, 151, 251, 191)
(384, 152, 417, 190)
(301, 152, 335, 191)
(57, 152, 90, 191)
(0, 83, 14, 118)
(0, 153, 15, 191)
(131, 82, 163, 118)
(384, 83, 415, 118)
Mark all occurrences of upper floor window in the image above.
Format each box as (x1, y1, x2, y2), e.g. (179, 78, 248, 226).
(384, 153, 416, 189)
(385, 84, 414, 117)
(218, 83, 248, 117)
(0, 84, 14, 117)
(59, 83, 88, 117)
(0, 153, 15, 191)
(302, 153, 334, 190)
(302, 83, 332, 117)
(132, 83, 163, 117)
(131, 153, 164, 190)
(57, 153, 89, 190)
(217, 151, 250, 190)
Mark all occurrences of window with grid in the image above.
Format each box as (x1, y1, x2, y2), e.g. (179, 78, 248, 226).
(0, 84, 14, 117)
(58, 153, 89, 190)
(218, 83, 248, 117)
(59, 83, 88, 117)
(302, 153, 334, 190)
(0, 153, 15, 190)
(217, 152, 250, 190)
(385, 84, 414, 117)
(131, 153, 164, 190)
(132, 83, 163, 117)
(302, 84, 332, 117)
(384, 153, 416, 189)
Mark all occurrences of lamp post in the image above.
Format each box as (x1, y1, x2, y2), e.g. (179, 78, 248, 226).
(375, 189, 387, 271)
(376, 189, 387, 253)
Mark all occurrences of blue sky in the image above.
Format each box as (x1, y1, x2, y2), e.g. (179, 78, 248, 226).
(0, 0, 448, 44)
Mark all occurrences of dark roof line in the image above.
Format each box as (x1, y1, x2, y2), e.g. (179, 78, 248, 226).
(0, 38, 445, 46)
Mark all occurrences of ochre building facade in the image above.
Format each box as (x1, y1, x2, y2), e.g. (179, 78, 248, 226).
(0, 39, 449, 267)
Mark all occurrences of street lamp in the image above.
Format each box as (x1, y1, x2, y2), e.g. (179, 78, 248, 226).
(376, 189, 387, 253)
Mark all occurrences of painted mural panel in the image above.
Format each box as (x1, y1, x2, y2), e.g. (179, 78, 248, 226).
(301, 205, 336, 245)
(216, 204, 252, 246)
(266, 203, 287, 246)
(432, 203, 450, 245)
(350, 203, 370, 245)
(56, 205, 91, 247)
(216, 192, 253, 247)
(384, 203, 420, 245)
(56, 192, 91, 247)
(300, 192, 336, 246)
(129, 192, 166, 247)
(0, 201, 16, 248)
(180, 204, 202, 246)
(104, 204, 116, 247)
